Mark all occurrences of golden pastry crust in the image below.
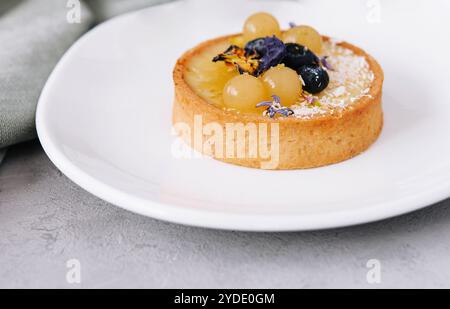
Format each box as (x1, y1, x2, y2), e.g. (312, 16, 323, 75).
(173, 34, 384, 170)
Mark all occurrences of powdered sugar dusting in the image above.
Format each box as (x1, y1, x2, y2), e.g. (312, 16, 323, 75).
(291, 40, 375, 119)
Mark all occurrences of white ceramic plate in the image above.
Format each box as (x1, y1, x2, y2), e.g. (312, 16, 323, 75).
(36, 0, 450, 231)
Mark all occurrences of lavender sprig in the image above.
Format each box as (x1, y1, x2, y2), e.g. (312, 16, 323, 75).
(257, 95, 294, 118)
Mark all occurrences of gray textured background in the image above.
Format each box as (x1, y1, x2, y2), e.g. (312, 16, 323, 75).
(1, 141, 449, 288)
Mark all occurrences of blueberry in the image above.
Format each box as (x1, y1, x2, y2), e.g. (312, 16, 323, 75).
(282, 43, 319, 70)
(297, 64, 329, 94)
(244, 38, 266, 57)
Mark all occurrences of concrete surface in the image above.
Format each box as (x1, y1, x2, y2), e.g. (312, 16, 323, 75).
(0, 140, 449, 289)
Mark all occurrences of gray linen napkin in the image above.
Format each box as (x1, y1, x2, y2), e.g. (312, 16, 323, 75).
(0, 0, 94, 151)
(0, 0, 174, 165)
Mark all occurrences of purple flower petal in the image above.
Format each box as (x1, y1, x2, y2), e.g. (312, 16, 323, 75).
(271, 95, 281, 104)
(256, 101, 274, 108)
(302, 92, 316, 105)
(320, 56, 335, 71)
(289, 22, 297, 29)
(255, 36, 286, 76)
(276, 110, 288, 117)
(277, 108, 294, 117)
(268, 108, 276, 118)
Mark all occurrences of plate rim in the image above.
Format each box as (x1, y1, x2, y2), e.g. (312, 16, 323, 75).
(36, 4, 450, 232)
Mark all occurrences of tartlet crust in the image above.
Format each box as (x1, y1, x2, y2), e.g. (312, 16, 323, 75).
(173, 34, 384, 170)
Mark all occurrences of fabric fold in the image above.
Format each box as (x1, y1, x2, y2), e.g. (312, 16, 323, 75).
(0, 0, 94, 148)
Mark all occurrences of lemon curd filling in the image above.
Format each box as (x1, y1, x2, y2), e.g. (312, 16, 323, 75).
(184, 37, 374, 119)
(184, 41, 239, 107)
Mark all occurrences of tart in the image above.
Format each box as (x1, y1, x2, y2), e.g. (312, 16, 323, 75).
(173, 13, 384, 170)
